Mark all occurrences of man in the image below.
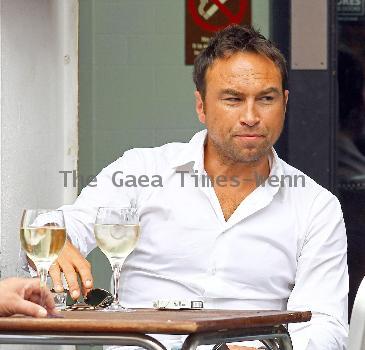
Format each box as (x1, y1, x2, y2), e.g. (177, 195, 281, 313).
(45, 25, 348, 349)
(0, 277, 57, 317)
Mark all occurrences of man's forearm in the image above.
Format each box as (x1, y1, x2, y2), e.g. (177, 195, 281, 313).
(289, 312, 348, 350)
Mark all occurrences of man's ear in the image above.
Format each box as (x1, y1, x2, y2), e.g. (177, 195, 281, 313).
(284, 90, 289, 113)
(195, 91, 206, 124)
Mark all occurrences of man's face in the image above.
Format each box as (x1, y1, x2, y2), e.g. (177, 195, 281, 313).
(195, 51, 289, 164)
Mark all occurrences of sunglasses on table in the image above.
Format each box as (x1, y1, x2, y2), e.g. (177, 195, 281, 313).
(51, 288, 114, 311)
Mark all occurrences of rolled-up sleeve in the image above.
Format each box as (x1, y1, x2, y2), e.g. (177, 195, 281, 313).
(287, 191, 349, 349)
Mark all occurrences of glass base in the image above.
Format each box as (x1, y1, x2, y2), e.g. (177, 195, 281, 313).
(102, 302, 134, 312)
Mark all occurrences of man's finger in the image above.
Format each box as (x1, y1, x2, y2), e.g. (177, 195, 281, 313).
(28, 293, 58, 316)
(49, 262, 64, 292)
(22, 278, 41, 299)
(59, 262, 81, 300)
(15, 299, 48, 318)
(44, 290, 56, 310)
(61, 239, 94, 295)
(81, 286, 93, 298)
(75, 259, 93, 295)
(36, 287, 56, 312)
(25, 279, 57, 313)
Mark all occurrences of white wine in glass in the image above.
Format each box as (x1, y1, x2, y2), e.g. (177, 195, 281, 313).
(20, 209, 67, 306)
(94, 207, 140, 311)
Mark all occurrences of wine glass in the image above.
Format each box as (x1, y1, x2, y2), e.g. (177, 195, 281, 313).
(94, 207, 140, 311)
(20, 209, 67, 306)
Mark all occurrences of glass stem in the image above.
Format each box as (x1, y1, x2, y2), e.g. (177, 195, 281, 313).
(112, 262, 123, 304)
(37, 264, 49, 307)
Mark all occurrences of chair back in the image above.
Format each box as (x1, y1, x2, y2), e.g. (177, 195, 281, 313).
(349, 277, 365, 349)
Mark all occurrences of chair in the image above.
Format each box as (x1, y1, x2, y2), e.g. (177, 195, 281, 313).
(338, 184, 365, 317)
(349, 277, 365, 349)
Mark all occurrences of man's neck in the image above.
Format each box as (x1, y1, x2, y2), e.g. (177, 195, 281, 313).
(203, 143, 271, 186)
(203, 141, 272, 221)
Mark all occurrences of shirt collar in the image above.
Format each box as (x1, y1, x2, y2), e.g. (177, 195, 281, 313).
(265, 147, 284, 197)
(170, 129, 207, 172)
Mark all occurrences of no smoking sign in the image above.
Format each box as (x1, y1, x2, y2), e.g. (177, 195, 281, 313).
(185, 0, 251, 64)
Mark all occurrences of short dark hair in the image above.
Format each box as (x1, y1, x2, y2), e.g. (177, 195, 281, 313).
(193, 25, 288, 98)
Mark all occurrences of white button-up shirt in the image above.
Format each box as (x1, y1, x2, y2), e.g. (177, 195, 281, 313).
(61, 130, 348, 350)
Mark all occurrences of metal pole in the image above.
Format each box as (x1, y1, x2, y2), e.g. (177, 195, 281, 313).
(181, 325, 293, 350)
(0, 332, 167, 350)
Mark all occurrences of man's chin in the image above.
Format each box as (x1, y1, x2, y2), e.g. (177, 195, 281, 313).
(236, 155, 263, 163)
(229, 148, 270, 164)
(212, 139, 270, 164)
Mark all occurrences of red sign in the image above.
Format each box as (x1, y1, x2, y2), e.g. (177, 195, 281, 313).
(185, 0, 251, 64)
(188, 0, 250, 32)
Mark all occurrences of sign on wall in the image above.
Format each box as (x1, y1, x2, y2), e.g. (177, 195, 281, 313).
(338, 0, 365, 21)
(185, 0, 251, 65)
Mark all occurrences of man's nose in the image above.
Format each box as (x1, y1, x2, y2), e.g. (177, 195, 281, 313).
(239, 101, 260, 127)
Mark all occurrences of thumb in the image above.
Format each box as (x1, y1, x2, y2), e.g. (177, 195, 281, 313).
(14, 299, 48, 318)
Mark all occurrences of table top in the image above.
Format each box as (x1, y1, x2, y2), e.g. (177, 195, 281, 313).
(0, 309, 311, 334)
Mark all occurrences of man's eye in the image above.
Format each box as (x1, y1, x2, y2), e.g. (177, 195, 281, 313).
(259, 96, 274, 102)
(224, 98, 241, 102)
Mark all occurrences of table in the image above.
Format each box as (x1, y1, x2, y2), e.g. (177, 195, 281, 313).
(0, 309, 311, 350)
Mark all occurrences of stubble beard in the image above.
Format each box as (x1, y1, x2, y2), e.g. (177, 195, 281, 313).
(209, 133, 272, 166)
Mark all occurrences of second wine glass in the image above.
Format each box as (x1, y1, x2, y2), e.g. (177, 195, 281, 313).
(94, 207, 140, 311)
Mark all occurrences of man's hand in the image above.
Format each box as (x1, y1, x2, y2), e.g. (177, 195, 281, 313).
(0, 277, 57, 317)
(49, 239, 93, 300)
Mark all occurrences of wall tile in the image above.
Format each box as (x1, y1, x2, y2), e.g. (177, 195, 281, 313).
(94, 0, 156, 35)
(94, 34, 128, 65)
(127, 34, 184, 65)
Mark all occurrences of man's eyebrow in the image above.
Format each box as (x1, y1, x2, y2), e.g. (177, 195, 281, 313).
(258, 87, 281, 95)
(219, 89, 242, 96)
(219, 87, 282, 97)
